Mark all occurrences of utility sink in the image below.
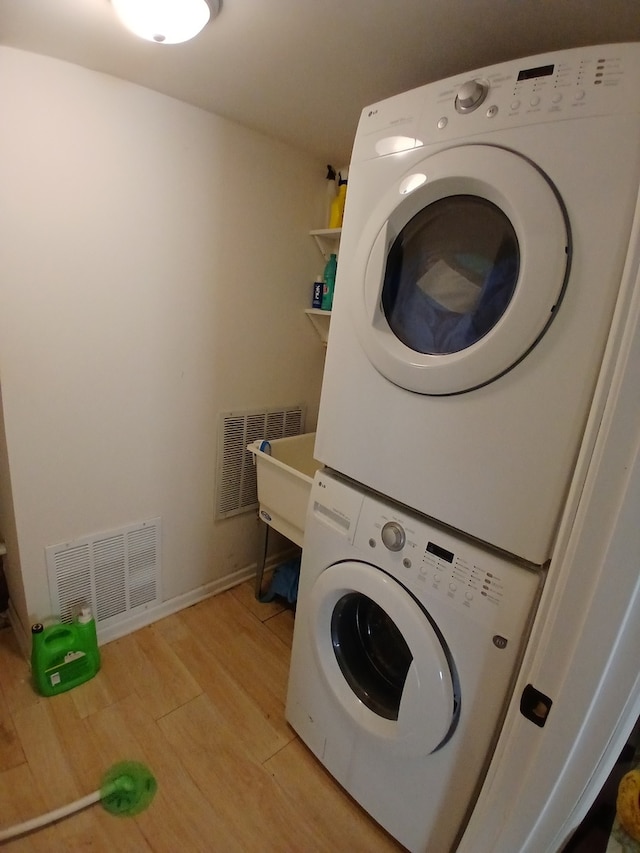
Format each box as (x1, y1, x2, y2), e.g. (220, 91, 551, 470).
(247, 432, 322, 547)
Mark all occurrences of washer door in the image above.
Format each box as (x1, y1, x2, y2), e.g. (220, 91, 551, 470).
(309, 561, 459, 756)
(350, 144, 570, 394)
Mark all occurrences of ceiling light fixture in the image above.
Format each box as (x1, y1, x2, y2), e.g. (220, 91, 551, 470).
(112, 0, 219, 45)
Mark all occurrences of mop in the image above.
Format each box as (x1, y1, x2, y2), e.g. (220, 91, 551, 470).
(0, 760, 157, 842)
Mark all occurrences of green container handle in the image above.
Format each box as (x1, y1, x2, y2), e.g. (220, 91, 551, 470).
(43, 626, 74, 644)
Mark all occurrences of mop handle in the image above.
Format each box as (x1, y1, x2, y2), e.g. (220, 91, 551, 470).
(0, 788, 102, 842)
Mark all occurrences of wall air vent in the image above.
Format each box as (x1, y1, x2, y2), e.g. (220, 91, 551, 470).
(45, 518, 161, 628)
(215, 404, 304, 520)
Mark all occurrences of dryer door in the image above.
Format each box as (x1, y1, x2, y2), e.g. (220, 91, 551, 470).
(309, 561, 459, 756)
(350, 144, 570, 394)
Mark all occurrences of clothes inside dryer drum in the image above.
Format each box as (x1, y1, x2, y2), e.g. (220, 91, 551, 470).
(382, 195, 520, 354)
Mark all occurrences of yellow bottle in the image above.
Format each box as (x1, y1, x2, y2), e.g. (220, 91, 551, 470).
(329, 174, 347, 229)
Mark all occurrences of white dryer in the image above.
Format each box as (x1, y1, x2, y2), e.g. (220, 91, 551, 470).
(315, 44, 640, 564)
(286, 470, 541, 853)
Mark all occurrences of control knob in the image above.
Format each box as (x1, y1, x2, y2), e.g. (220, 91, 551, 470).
(455, 79, 488, 114)
(381, 521, 406, 552)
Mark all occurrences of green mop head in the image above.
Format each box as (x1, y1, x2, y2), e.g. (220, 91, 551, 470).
(100, 761, 158, 817)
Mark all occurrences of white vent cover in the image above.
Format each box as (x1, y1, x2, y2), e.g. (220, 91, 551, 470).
(45, 518, 161, 628)
(215, 404, 304, 520)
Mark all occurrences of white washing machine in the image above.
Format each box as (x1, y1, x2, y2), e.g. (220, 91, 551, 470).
(286, 470, 542, 852)
(315, 44, 640, 564)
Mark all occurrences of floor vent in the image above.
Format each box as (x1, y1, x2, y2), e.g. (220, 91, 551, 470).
(215, 404, 305, 520)
(45, 518, 161, 628)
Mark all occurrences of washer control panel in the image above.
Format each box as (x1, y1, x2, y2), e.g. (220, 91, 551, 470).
(381, 520, 406, 551)
(351, 490, 541, 630)
(310, 470, 542, 637)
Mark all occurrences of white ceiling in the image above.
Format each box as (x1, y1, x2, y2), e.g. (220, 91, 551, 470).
(2, 0, 640, 166)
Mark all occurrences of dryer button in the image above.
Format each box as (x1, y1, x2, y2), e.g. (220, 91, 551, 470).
(455, 79, 488, 113)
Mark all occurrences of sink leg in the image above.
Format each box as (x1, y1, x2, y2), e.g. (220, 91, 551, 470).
(255, 520, 270, 600)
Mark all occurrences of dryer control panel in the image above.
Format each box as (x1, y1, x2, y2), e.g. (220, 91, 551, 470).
(352, 43, 640, 161)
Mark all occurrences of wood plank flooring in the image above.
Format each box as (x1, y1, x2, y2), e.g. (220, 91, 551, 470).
(0, 582, 404, 851)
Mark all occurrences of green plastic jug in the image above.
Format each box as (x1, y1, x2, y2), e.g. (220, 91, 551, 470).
(31, 607, 100, 697)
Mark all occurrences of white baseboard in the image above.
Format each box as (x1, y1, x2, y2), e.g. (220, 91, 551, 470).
(7, 599, 29, 658)
(95, 563, 260, 645)
(8, 547, 297, 660)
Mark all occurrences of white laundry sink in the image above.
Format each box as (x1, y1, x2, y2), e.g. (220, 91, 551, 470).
(247, 432, 322, 546)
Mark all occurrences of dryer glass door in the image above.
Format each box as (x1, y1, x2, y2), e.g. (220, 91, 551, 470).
(382, 195, 519, 355)
(351, 144, 570, 394)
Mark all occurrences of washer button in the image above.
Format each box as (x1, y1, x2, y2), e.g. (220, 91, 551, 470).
(381, 521, 406, 552)
(575, 89, 586, 101)
(530, 95, 541, 107)
(437, 116, 448, 130)
(510, 100, 521, 110)
(486, 105, 498, 118)
(552, 93, 563, 104)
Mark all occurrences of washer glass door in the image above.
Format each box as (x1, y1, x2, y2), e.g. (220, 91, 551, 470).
(350, 144, 570, 394)
(331, 592, 413, 720)
(310, 561, 459, 755)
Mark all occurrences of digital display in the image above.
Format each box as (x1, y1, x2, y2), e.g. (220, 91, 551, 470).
(426, 542, 454, 563)
(517, 64, 555, 82)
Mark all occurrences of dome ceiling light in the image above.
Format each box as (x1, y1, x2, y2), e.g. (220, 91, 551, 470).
(111, 0, 219, 45)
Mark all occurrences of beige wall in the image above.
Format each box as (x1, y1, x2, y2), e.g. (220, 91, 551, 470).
(0, 47, 326, 635)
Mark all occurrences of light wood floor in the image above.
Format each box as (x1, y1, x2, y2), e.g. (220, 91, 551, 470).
(0, 582, 404, 851)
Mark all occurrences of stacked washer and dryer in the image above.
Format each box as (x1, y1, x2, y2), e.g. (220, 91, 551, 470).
(286, 44, 640, 852)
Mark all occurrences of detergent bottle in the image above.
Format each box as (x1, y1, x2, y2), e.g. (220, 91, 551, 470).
(321, 253, 338, 311)
(31, 605, 101, 696)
